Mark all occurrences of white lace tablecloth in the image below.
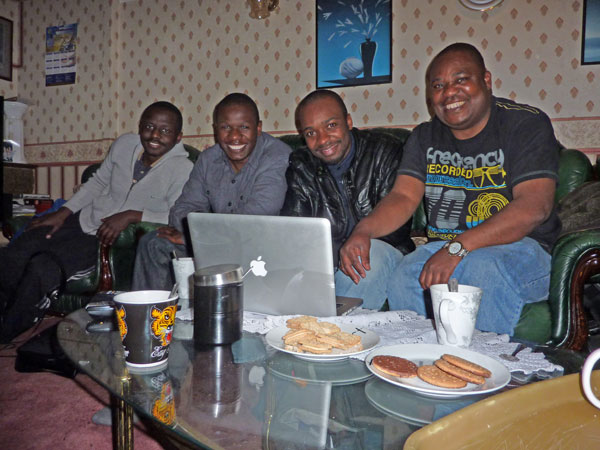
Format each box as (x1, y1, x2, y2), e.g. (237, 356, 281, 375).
(243, 308, 563, 376)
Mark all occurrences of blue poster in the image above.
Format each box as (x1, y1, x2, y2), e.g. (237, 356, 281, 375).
(583, 0, 600, 64)
(316, 0, 392, 88)
(45, 23, 78, 86)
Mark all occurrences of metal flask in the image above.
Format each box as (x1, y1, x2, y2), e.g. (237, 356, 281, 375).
(193, 264, 244, 346)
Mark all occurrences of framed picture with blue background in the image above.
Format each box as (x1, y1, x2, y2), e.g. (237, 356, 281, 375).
(582, 0, 600, 65)
(316, 0, 392, 88)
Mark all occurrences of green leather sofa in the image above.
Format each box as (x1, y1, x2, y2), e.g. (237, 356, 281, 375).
(4, 131, 598, 350)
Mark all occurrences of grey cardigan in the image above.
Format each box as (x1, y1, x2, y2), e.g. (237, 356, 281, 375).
(65, 133, 193, 234)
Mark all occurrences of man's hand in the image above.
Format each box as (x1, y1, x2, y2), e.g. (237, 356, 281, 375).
(338, 231, 372, 284)
(157, 226, 184, 245)
(97, 210, 142, 246)
(27, 207, 72, 239)
(419, 248, 462, 289)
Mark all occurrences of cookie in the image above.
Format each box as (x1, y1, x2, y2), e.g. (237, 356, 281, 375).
(434, 359, 485, 385)
(317, 331, 362, 349)
(441, 354, 492, 378)
(286, 315, 318, 329)
(282, 328, 315, 345)
(417, 365, 467, 388)
(296, 338, 332, 354)
(300, 320, 341, 335)
(371, 355, 418, 378)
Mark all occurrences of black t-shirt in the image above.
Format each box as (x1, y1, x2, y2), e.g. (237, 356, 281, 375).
(399, 96, 561, 251)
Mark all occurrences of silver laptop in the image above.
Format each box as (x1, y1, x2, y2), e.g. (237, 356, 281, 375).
(187, 213, 362, 316)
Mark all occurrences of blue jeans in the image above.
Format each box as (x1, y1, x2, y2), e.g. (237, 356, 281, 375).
(132, 230, 188, 291)
(335, 239, 404, 310)
(387, 237, 551, 336)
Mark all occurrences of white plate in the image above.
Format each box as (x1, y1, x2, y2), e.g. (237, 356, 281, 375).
(459, 0, 504, 11)
(265, 324, 380, 362)
(365, 344, 510, 399)
(267, 352, 372, 386)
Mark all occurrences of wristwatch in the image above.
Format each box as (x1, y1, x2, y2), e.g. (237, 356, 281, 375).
(443, 240, 469, 258)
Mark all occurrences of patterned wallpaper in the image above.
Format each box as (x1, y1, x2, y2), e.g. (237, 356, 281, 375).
(2, 0, 600, 165)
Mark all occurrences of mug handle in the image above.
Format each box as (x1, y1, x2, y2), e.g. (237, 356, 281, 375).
(439, 299, 457, 345)
(581, 349, 600, 409)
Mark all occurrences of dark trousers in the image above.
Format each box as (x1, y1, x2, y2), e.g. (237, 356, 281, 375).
(0, 213, 98, 342)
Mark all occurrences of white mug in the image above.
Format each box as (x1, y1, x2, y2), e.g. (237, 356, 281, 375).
(430, 284, 483, 348)
(581, 348, 600, 409)
(171, 257, 195, 310)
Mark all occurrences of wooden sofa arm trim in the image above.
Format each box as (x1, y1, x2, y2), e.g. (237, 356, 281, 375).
(98, 244, 113, 291)
(564, 248, 600, 350)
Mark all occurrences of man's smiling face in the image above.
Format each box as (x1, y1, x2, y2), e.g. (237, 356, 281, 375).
(427, 49, 493, 140)
(138, 107, 182, 164)
(214, 103, 262, 173)
(298, 96, 353, 165)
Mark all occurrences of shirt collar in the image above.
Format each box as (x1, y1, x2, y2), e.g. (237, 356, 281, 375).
(326, 132, 355, 177)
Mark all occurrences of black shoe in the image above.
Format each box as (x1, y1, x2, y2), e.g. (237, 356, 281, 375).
(14, 323, 78, 379)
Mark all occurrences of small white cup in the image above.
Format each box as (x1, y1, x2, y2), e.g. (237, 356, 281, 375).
(430, 284, 483, 348)
(172, 257, 195, 311)
(581, 348, 600, 409)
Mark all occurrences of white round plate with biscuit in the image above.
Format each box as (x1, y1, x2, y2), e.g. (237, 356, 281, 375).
(266, 324, 380, 362)
(365, 344, 510, 398)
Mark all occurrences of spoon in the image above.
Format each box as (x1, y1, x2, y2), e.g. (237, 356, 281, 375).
(448, 278, 459, 292)
(170, 282, 179, 299)
(500, 343, 526, 362)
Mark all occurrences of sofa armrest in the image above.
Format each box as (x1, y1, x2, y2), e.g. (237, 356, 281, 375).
(548, 228, 600, 349)
(2, 215, 33, 240)
(99, 221, 166, 291)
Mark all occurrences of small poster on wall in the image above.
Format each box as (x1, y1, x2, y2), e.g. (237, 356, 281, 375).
(582, 0, 600, 65)
(316, 0, 392, 89)
(45, 23, 77, 86)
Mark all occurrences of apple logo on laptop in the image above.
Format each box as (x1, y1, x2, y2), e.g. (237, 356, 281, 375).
(249, 256, 268, 277)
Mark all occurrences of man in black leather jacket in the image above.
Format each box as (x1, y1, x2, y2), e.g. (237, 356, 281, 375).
(281, 90, 414, 309)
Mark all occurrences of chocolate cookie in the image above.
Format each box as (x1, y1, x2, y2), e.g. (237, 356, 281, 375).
(434, 359, 485, 385)
(417, 365, 467, 388)
(441, 354, 492, 378)
(371, 355, 418, 378)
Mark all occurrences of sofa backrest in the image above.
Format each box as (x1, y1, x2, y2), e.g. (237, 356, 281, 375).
(556, 148, 594, 202)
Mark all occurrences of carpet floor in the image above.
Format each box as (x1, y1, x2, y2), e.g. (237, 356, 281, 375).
(0, 317, 165, 450)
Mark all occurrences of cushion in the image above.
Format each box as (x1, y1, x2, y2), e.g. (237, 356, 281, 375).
(557, 181, 600, 237)
(513, 301, 552, 344)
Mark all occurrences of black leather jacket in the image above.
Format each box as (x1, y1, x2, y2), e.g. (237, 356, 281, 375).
(281, 128, 415, 266)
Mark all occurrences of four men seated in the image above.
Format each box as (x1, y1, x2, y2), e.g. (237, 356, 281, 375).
(1, 42, 563, 340)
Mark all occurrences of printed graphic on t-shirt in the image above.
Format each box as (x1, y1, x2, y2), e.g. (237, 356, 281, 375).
(425, 146, 509, 240)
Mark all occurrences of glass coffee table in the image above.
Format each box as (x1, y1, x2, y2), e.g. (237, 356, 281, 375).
(57, 309, 583, 450)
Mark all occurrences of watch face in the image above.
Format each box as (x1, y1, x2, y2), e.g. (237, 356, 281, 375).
(448, 242, 462, 254)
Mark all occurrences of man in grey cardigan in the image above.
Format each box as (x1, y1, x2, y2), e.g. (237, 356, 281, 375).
(132, 93, 291, 291)
(0, 101, 193, 343)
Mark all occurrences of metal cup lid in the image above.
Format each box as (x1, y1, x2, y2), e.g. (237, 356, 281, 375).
(194, 264, 243, 287)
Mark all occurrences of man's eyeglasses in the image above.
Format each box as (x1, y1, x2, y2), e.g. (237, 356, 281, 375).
(141, 123, 174, 137)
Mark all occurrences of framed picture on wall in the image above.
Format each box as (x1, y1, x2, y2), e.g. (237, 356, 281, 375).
(582, 0, 600, 65)
(0, 17, 13, 81)
(316, 0, 392, 88)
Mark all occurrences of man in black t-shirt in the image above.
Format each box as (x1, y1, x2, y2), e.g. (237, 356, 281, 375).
(339, 43, 560, 336)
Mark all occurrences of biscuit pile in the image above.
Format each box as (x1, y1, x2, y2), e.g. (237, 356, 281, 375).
(371, 353, 491, 389)
(282, 315, 363, 355)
